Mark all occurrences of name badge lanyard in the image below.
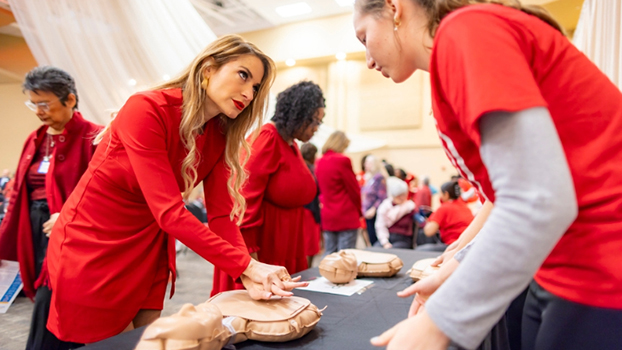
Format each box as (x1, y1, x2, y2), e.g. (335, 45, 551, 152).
(37, 134, 54, 174)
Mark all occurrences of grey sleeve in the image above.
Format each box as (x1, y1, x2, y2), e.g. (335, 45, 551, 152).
(453, 238, 475, 263)
(425, 107, 578, 349)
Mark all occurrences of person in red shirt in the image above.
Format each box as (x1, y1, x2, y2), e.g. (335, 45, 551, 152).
(423, 181, 474, 246)
(211, 81, 325, 294)
(354, 1, 622, 349)
(316, 131, 362, 255)
(0, 67, 102, 350)
(44, 35, 305, 346)
(413, 176, 432, 212)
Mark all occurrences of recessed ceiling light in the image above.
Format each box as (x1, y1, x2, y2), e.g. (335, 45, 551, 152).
(128, 79, 137, 86)
(162, 74, 170, 81)
(335, 0, 354, 7)
(285, 58, 296, 67)
(275, 2, 312, 18)
(336, 52, 347, 60)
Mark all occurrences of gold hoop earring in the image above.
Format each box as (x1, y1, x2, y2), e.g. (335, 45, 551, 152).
(201, 77, 209, 90)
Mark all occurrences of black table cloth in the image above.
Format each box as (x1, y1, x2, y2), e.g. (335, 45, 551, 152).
(84, 248, 509, 350)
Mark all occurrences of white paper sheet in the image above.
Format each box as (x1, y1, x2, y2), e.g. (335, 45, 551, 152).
(0, 260, 23, 313)
(295, 277, 374, 296)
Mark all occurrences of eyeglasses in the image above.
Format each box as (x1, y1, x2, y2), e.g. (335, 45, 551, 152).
(25, 97, 60, 112)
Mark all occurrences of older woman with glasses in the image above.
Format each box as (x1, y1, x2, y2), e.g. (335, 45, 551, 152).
(212, 81, 325, 294)
(0, 66, 101, 350)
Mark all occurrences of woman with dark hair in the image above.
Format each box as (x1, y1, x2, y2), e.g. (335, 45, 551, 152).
(212, 81, 325, 294)
(0, 66, 101, 349)
(354, 0, 622, 349)
(423, 181, 473, 246)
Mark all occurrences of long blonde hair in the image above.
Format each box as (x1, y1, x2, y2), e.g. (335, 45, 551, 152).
(97, 35, 276, 223)
(355, 0, 565, 37)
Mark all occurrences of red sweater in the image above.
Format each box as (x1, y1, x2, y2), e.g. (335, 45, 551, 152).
(315, 150, 361, 231)
(0, 111, 101, 299)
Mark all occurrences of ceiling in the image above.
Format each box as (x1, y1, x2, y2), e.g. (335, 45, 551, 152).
(192, 0, 355, 35)
(0, 0, 585, 84)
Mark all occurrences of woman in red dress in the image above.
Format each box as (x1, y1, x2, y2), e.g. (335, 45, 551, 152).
(45, 35, 305, 346)
(354, 0, 622, 349)
(316, 131, 362, 255)
(212, 81, 325, 295)
(0, 67, 101, 350)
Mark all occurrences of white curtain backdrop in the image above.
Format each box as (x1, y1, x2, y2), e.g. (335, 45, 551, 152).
(9, 0, 216, 124)
(573, 0, 622, 89)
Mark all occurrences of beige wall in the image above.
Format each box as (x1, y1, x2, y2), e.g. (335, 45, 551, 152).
(0, 83, 41, 172)
(245, 15, 455, 190)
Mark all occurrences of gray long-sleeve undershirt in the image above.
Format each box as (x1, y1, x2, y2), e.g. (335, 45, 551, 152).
(425, 107, 579, 349)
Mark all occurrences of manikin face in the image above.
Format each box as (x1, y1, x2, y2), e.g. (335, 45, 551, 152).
(294, 108, 325, 143)
(26, 90, 75, 131)
(203, 54, 265, 120)
(353, 0, 433, 82)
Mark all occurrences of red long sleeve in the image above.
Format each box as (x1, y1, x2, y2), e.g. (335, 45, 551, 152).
(114, 94, 250, 278)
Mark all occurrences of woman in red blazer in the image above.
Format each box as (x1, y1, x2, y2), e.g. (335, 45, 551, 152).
(212, 81, 325, 294)
(45, 35, 304, 346)
(315, 131, 362, 256)
(0, 66, 101, 350)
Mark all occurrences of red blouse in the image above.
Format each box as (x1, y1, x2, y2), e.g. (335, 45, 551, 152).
(212, 123, 316, 295)
(46, 89, 251, 343)
(0, 111, 100, 299)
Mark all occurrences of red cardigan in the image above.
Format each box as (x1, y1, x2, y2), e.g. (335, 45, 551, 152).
(315, 150, 361, 231)
(46, 89, 251, 343)
(0, 111, 101, 299)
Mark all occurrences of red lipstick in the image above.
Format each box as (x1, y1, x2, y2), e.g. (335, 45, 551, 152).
(233, 99, 245, 111)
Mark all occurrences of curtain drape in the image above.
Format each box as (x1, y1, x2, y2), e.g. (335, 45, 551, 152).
(9, 0, 216, 124)
(573, 0, 622, 89)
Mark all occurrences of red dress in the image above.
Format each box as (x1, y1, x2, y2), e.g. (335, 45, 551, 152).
(212, 123, 317, 295)
(0, 112, 100, 299)
(46, 89, 250, 343)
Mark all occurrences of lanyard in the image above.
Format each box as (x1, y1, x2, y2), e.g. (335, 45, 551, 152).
(43, 134, 55, 162)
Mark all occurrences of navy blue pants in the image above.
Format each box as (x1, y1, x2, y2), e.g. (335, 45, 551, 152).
(522, 281, 622, 350)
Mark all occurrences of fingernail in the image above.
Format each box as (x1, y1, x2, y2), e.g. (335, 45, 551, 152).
(370, 337, 379, 344)
(264, 292, 272, 298)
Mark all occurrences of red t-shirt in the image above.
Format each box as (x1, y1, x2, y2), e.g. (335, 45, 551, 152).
(428, 200, 473, 245)
(430, 4, 622, 308)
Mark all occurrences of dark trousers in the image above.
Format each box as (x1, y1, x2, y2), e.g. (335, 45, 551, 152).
(26, 200, 83, 350)
(522, 280, 622, 350)
(505, 287, 528, 350)
(388, 233, 413, 249)
(365, 216, 378, 246)
(29, 200, 50, 279)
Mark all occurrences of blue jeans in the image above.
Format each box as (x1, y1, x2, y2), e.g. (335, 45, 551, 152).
(323, 229, 358, 256)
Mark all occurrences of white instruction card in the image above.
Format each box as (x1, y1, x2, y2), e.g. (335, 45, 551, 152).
(0, 260, 23, 313)
(295, 277, 373, 296)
